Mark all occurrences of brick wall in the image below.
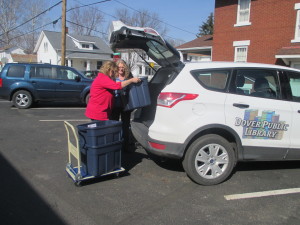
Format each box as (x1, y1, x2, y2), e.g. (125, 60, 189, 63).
(213, 0, 300, 65)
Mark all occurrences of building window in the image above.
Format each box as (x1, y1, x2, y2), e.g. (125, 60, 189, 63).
(97, 61, 102, 70)
(292, 3, 300, 43)
(82, 44, 90, 49)
(235, 0, 251, 27)
(44, 42, 48, 52)
(233, 40, 250, 62)
(235, 47, 248, 62)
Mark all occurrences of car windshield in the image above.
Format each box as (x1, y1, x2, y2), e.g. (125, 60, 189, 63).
(77, 70, 91, 79)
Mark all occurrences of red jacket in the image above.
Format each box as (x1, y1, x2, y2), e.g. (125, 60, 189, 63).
(85, 73, 122, 120)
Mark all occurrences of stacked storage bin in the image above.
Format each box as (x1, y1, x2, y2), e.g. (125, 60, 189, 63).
(77, 120, 123, 176)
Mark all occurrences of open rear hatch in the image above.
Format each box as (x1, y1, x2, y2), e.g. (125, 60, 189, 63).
(108, 21, 184, 127)
(109, 21, 182, 68)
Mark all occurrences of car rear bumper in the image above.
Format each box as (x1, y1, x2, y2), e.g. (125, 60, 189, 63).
(0, 95, 10, 100)
(131, 120, 185, 159)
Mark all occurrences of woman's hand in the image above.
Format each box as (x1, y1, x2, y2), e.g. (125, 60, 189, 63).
(130, 77, 141, 83)
(121, 77, 141, 88)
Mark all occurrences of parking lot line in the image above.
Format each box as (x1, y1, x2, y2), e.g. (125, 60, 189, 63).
(40, 119, 90, 122)
(21, 107, 85, 110)
(224, 188, 300, 200)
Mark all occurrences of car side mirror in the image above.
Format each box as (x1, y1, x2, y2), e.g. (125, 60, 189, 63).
(75, 76, 81, 82)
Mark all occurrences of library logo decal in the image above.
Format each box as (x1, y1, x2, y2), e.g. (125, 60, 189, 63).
(235, 109, 289, 140)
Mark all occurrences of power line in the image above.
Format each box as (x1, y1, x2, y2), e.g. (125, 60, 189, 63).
(72, 0, 118, 19)
(66, 19, 107, 36)
(0, 1, 62, 37)
(71, 0, 188, 41)
(10, 19, 62, 42)
(67, 0, 111, 12)
(1, 0, 113, 46)
(113, 0, 197, 36)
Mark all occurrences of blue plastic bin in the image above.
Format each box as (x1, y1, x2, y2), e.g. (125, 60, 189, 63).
(123, 76, 151, 111)
(77, 120, 122, 149)
(77, 120, 123, 176)
(80, 142, 122, 176)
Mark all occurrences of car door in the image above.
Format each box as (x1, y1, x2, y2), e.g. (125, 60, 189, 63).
(55, 67, 90, 101)
(284, 71, 300, 159)
(225, 68, 292, 160)
(30, 66, 57, 100)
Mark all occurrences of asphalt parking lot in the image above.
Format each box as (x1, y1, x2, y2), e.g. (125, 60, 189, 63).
(0, 100, 300, 225)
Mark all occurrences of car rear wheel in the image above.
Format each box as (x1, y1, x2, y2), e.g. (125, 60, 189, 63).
(183, 134, 236, 185)
(85, 93, 90, 105)
(12, 90, 33, 109)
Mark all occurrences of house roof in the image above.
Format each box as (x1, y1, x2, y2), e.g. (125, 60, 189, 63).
(0, 45, 25, 52)
(34, 30, 113, 55)
(276, 46, 300, 56)
(0, 45, 14, 51)
(67, 52, 112, 60)
(11, 54, 37, 63)
(176, 35, 213, 50)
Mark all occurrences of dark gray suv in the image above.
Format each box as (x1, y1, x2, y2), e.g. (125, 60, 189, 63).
(0, 63, 93, 109)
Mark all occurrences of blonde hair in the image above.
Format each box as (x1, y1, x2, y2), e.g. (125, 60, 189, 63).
(99, 61, 118, 76)
(116, 59, 130, 79)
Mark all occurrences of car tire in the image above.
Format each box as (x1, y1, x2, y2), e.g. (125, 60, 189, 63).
(12, 90, 33, 109)
(183, 134, 236, 186)
(85, 93, 90, 105)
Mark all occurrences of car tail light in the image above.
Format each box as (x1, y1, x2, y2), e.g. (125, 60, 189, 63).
(149, 141, 166, 150)
(157, 92, 198, 108)
(0, 78, 2, 87)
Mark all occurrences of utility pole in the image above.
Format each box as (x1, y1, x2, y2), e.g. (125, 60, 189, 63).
(61, 0, 66, 66)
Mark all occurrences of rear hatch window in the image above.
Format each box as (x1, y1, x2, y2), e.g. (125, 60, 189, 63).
(109, 21, 183, 68)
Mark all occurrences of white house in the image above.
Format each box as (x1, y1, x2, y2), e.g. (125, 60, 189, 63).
(117, 49, 159, 78)
(34, 31, 113, 72)
(0, 45, 26, 69)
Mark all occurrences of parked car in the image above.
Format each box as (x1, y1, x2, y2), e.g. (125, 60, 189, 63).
(109, 21, 300, 185)
(0, 63, 93, 109)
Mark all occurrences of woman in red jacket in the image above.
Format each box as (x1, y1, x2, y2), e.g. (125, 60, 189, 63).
(85, 61, 140, 121)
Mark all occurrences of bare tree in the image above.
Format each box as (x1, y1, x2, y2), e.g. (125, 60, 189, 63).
(21, 0, 48, 53)
(0, 0, 24, 47)
(68, 5, 104, 36)
(120, 49, 140, 72)
(114, 8, 168, 73)
(115, 8, 168, 36)
(166, 38, 185, 48)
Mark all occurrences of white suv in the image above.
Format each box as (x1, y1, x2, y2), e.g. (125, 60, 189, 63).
(109, 21, 300, 185)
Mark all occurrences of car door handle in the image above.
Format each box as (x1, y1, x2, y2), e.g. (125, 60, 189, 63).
(233, 103, 249, 109)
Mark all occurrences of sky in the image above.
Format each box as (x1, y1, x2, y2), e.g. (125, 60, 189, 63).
(46, 0, 215, 43)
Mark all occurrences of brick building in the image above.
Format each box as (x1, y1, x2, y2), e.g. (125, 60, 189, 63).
(213, 0, 300, 69)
